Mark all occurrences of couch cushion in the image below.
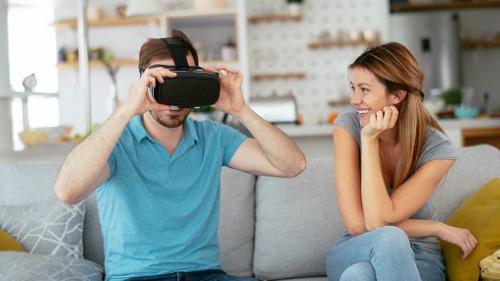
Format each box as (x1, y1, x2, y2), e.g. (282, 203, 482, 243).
(0, 201, 85, 258)
(253, 157, 343, 280)
(441, 178, 500, 281)
(218, 167, 256, 277)
(1, 162, 104, 266)
(0, 251, 103, 280)
(431, 144, 500, 222)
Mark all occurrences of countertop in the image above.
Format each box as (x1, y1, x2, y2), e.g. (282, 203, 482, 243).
(278, 117, 500, 138)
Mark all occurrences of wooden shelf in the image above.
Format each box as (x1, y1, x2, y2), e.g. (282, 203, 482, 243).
(390, 1, 500, 13)
(461, 39, 500, 48)
(57, 59, 138, 68)
(251, 72, 306, 80)
(308, 40, 379, 49)
(248, 14, 302, 24)
(57, 59, 240, 69)
(54, 17, 160, 29)
(328, 99, 351, 106)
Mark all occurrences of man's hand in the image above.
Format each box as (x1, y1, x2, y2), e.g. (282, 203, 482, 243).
(202, 65, 245, 115)
(119, 67, 177, 117)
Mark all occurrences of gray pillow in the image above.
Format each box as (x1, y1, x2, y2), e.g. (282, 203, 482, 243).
(0, 201, 85, 258)
(0, 251, 103, 280)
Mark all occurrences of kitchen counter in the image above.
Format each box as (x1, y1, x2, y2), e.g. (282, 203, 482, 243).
(277, 117, 500, 158)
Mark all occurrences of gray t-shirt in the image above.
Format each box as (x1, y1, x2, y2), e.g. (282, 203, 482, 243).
(333, 110, 457, 248)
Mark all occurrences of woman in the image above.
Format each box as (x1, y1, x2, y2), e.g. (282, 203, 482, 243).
(326, 42, 477, 281)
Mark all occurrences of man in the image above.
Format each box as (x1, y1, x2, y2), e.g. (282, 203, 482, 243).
(54, 29, 306, 281)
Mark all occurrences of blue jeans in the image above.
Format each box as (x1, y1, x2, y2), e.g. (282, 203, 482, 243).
(326, 226, 446, 281)
(126, 269, 257, 281)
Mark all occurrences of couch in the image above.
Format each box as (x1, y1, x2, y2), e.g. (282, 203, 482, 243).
(1, 144, 499, 280)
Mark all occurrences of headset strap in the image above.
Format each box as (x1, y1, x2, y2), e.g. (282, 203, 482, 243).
(164, 37, 188, 69)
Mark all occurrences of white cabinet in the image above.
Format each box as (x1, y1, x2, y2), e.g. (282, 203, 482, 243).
(164, 6, 250, 98)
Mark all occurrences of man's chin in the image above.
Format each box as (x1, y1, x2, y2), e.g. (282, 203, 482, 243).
(150, 110, 190, 128)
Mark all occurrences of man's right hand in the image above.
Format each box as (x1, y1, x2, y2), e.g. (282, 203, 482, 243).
(119, 67, 177, 118)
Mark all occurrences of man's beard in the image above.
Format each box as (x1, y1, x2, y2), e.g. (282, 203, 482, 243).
(149, 109, 191, 128)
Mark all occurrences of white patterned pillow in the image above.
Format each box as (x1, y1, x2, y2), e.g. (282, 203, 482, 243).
(0, 201, 85, 258)
(0, 251, 103, 280)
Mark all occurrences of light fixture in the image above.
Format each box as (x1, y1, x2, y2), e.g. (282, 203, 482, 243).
(126, 0, 164, 17)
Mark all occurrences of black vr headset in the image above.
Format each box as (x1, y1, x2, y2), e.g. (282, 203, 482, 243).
(140, 37, 220, 108)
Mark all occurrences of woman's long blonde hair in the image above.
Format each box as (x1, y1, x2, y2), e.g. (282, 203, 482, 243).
(349, 42, 444, 188)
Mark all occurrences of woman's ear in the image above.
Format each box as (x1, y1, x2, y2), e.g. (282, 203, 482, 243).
(391, 90, 407, 105)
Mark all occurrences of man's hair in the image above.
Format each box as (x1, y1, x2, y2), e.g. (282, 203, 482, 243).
(138, 29, 199, 72)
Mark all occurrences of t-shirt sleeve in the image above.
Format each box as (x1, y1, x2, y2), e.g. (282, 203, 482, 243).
(220, 125, 248, 166)
(417, 127, 457, 169)
(333, 110, 361, 145)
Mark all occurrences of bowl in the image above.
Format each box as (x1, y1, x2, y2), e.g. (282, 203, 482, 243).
(454, 107, 480, 119)
(19, 129, 48, 147)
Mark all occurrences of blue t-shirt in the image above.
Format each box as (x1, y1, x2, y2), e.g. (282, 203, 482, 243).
(334, 110, 457, 248)
(96, 116, 247, 281)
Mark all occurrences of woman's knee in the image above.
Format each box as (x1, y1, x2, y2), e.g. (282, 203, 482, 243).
(370, 226, 412, 253)
(339, 262, 376, 281)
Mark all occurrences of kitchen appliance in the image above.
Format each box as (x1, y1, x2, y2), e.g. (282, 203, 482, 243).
(248, 95, 299, 124)
(389, 11, 462, 97)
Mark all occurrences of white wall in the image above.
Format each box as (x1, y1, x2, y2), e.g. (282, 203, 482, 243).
(247, 0, 389, 124)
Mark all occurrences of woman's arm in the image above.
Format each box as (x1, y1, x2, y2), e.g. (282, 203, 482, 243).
(397, 219, 477, 260)
(333, 125, 367, 235)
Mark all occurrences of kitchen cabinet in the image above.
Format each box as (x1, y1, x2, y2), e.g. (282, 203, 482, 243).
(390, 1, 500, 50)
(163, 5, 250, 97)
(462, 127, 500, 148)
(390, 1, 500, 13)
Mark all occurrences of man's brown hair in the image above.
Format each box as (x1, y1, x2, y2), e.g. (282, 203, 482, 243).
(138, 29, 199, 72)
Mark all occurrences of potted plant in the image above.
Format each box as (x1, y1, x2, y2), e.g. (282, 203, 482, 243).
(286, 0, 304, 16)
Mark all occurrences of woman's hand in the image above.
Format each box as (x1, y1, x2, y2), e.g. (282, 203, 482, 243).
(361, 105, 399, 138)
(202, 65, 245, 115)
(118, 67, 176, 117)
(438, 223, 478, 260)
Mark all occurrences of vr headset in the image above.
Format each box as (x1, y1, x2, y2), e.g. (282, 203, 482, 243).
(141, 37, 220, 108)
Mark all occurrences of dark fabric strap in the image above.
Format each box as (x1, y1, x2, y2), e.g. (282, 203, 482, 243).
(164, 37, 188, 68)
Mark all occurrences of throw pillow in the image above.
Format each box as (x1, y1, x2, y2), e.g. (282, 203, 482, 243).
(0, 229, 24, 252)
(480, 249, 500, 280)
(0, 201, 85, 258)
(441, 178, 500, 281)
(0, 251, 103, 281)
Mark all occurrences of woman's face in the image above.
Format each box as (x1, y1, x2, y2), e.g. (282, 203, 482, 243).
(349, 67, 395, 127)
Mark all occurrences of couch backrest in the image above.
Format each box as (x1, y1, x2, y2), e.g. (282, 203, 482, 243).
(0, 162, 105, 266)
(253, 156, 342, 280)
(251, 144, 500, 281)
(0, 162, 257, 277)
(431, 144, 500, 222)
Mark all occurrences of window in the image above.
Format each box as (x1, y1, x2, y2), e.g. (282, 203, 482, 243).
(7, 4, 60, 150)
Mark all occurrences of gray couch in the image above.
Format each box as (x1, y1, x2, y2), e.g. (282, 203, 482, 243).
(1, 144, 499, 280)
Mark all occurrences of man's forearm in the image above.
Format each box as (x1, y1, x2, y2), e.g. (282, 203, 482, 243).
(54, 108, 132, 204)
(233, 106, 306, 177)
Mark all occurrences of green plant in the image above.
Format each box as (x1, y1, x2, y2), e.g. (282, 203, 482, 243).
(441, 87, 462, 105)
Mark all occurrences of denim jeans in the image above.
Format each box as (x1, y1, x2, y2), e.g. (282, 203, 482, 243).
(126, 269, 257, 281)
(326, 226, 446, 281)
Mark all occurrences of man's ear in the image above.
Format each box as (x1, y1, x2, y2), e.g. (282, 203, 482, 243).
(391, 90, 407, 105)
